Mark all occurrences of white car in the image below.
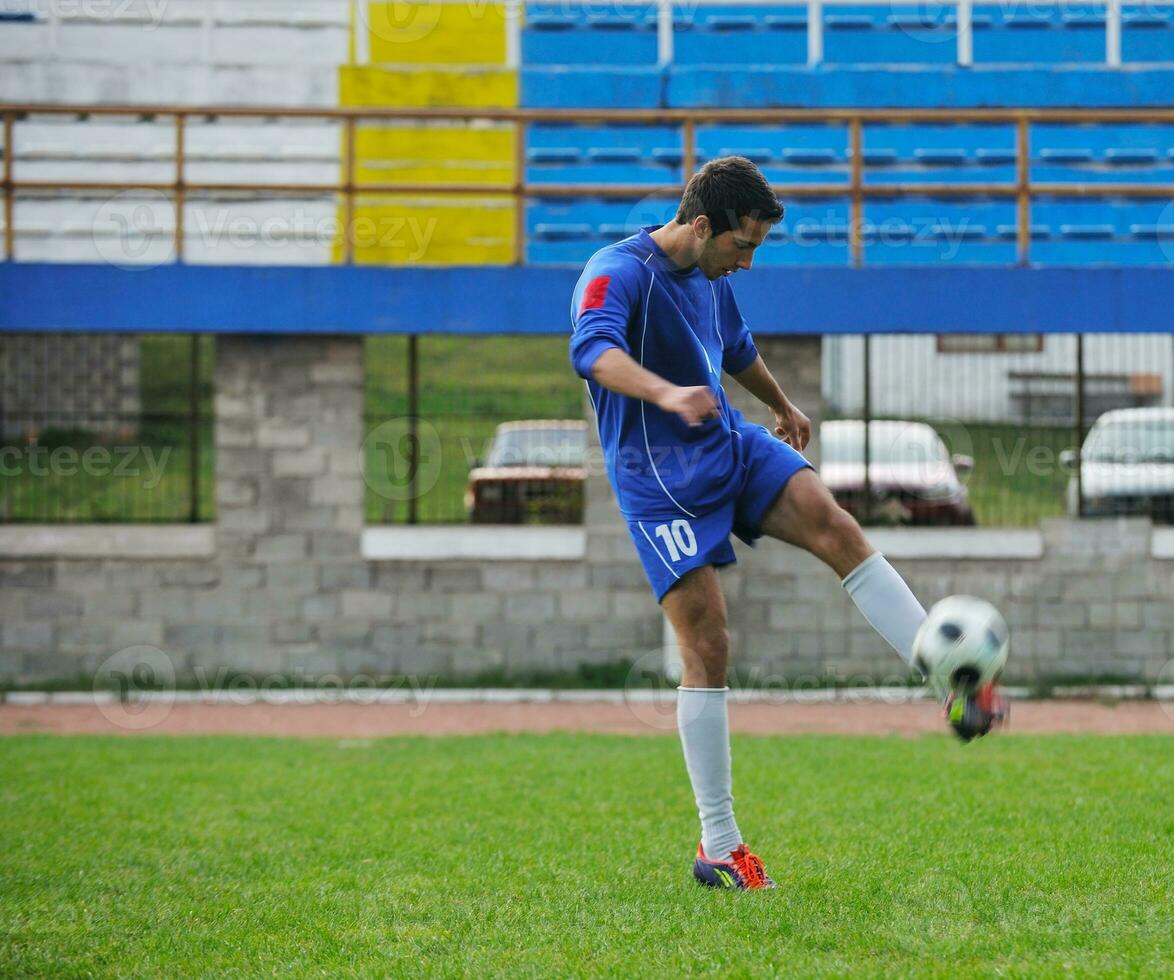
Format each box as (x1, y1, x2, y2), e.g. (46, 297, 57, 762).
(1061, 407, 1174, 522)
(820, 420, 975, 526)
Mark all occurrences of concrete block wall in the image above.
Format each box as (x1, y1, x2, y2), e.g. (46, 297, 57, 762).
(1, 333, 1172, 687)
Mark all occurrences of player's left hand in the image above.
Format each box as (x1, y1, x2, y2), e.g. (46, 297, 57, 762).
(772, 400, 811, 452)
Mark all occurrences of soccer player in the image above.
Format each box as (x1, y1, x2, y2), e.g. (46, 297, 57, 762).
(569, 157, 1003, 891)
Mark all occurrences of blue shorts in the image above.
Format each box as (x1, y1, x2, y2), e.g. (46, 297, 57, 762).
(625, 420, 813, 602)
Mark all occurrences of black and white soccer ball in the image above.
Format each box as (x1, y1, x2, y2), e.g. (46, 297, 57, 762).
(912, 595, 1009, 700)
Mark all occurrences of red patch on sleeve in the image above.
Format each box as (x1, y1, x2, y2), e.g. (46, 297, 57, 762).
(579, 275, 611, 313)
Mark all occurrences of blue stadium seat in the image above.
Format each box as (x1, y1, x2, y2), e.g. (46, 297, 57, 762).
(1030, 123, 1174, 183)
(532, 222, 595, 240)
(673, 4, 806, 66)
(1060, 224, 1116, 239)
(1122, 6, 1174, 63)
(717, 147, 774, 163)
(650, 147, 683, 165)
(995, 224, 1053, 240)
(585, 147, 642, 164)
(523, 3, 657, 66)
(527, 124, 681, 184)
(1039, 148, 1094, 163)
(1105, 148, 1159, 164)
(1026, 199, 1174, 263)
(862, 124, 1017, 185)
(862, 199, 1018, 264)
(527, 148, 580, 164)
(526, 197, 678, 264)
(526, 13, 576, 31)
(973, 4, 1106, 63)
(822, 5, 957, 66)
(695, 124, 851, 185)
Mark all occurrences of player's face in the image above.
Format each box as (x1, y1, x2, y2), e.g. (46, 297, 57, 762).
(698, 215, 773, 280)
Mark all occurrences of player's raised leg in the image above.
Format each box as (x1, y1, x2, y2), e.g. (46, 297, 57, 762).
(662, 566, 774, 889)
(760, 469, 1005, 737)
(758, 468, 926, 664)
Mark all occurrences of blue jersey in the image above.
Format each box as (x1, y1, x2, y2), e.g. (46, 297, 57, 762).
(569, 226, 761, 521)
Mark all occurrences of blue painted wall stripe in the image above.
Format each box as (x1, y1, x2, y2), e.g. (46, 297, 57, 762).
(1, 263, 1173, 335)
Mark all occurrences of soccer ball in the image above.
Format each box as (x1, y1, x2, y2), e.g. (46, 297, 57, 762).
(912, 595, 1009, 699)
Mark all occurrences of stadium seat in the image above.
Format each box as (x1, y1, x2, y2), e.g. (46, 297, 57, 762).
(822, 5, 957, 66)
(862, 124, 1017, 185)
(673, 3, 806, 65)
(972, 4, 1106, 63)
(526, 124, 682, 184)
(1122, 6, 1174, 63)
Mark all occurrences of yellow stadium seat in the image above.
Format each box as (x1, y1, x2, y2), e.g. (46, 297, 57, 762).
(364, 1, 507, 65)
(340, 66, 518, 108)
(335, 197, 516, 265)
(353, 125, 516, 187)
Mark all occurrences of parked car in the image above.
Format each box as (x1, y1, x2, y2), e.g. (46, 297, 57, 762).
(465, 420, 586, 524)
(820, 420, 976, 526)
(1060, 407, 1174, 522)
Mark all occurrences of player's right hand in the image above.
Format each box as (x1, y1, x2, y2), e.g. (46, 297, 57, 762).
(658, 386, 720, 427)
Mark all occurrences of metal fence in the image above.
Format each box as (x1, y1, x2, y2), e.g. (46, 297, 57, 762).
(828, 331, 1174, 527)
(0, 333, 213, 523)
(4, 330, 1170, 527)
(5, 103, 1174, 267)
(363, 334, 584, 525)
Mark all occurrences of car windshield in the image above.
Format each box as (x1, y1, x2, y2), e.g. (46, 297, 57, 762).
(822, 424, 950, 465)
(1084, 419, 1174, 463)
(487, 427, 585, 467)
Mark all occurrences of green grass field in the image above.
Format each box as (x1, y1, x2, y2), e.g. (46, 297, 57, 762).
(2, 734, 1171, 977)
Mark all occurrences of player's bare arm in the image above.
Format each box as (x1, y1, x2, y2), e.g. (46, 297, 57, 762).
(590, 347, 720, 427)
(731, 355, 811, 451)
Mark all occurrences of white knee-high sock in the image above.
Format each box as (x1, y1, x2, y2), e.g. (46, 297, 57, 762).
(677, 687, 742, 862)
(841, 552, 927, 666)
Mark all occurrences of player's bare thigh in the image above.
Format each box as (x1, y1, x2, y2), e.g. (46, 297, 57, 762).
(661, 565, 730, 688)
(758, 468, 873, 579)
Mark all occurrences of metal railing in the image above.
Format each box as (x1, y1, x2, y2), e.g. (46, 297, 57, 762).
(4, 103, 1174, 268)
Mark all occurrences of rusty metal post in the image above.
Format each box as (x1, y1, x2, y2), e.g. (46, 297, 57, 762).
(174, 112, 186, 262)
(3, 111, 13, 260)
(682, 118, 695, 179)
(344, 115, 356, 264)
(1016, 115, 1031, 265)
(514, 118, 527, 265)
(850, 116, 863, 268)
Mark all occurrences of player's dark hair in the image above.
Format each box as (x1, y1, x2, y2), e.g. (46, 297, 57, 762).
(675, 156, 784, 235)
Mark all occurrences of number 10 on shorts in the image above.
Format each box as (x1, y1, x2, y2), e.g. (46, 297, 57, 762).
(655, 519, 697, 563)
